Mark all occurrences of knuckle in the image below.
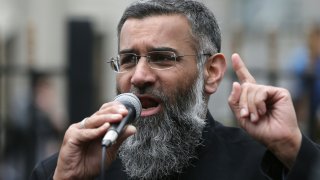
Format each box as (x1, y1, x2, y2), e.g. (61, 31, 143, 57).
(241, 82, 252, 89)
(280, 88, 292, 100)
(241, 82, 249, 87)
(254, 97, 262, 106)
(99, 101, 116, 110)
(63, 126, 76, 144)
(281, 88, 290, 95)
(69, 123, 78, 130)
(99, 103, 109, 110)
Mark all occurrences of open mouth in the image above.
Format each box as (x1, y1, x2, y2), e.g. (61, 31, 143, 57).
(138, 95, 162, 116)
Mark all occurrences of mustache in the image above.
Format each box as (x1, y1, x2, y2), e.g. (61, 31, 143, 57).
(130, 86, 160, 96)
(117, 86, 170, 104)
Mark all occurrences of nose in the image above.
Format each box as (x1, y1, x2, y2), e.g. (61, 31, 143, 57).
(130, 58, 156, 88)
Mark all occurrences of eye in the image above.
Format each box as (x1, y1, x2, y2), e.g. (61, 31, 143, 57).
(148, 51, 176, 69)
(149, 52, 175, 63)
(120, 54, 137, 65)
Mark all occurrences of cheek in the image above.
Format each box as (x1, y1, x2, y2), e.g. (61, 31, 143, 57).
(116, 74, 131, 92)
(161, 70, 198, 95)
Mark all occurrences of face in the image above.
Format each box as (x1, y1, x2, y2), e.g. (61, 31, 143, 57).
(116, 14, 199, 117)
(116, 15, 208, 179)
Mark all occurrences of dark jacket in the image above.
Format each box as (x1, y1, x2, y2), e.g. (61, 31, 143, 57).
(30, 112, 320, 180)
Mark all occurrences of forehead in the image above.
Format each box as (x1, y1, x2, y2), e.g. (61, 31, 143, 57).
(119, 14, 196, 52)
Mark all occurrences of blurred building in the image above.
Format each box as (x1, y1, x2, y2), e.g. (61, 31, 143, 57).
(0, 0, 320, 179)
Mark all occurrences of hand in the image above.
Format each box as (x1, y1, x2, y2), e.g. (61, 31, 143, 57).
(53, 102, 136, 180)
(228, 53, 302, 168)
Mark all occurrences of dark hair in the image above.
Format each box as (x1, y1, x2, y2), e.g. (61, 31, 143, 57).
(117, 0, 221, 67)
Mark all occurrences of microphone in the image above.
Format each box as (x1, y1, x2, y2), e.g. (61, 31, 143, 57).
(102, 93, 142, 147)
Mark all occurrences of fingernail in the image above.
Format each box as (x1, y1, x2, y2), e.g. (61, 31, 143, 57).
(105, 122, 110, 128)
(108, 114, 121, 119)
(250, 113, 257, 122)
(240, 108, 248, 117)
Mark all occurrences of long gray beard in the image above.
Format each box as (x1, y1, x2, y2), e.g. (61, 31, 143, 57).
(118, 73, 207, 179)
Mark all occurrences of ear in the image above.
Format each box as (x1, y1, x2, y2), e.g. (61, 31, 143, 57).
(204, 53, 227, 94)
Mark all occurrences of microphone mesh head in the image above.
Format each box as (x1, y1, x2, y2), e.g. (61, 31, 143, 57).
(114, 93, 142, 119)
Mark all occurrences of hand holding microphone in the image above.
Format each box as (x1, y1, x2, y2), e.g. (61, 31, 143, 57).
(54, 93, 141, 179)
(102, 93, 142, 147)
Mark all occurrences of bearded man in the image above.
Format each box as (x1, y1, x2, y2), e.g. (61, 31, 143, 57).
(31, 0, 320, 180)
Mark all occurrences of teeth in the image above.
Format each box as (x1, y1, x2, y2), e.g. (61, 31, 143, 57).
(142, 107, 154, 110)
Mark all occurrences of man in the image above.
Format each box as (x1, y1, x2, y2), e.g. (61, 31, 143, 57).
(31, 0, 320, 179)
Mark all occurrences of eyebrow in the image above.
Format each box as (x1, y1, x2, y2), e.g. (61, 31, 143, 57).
(150, 47, 178, 53)
(119, 47, 178, 54)
(119, 49, 135, 54)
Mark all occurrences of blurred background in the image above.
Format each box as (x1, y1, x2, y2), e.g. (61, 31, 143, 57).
(0, 0, 320, 179)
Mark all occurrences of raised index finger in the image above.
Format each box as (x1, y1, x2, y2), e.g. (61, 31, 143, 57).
(231, 53, 256, 84)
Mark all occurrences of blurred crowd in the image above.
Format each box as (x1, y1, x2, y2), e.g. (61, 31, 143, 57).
(0, 72, 66, 179)
(290, 22, 320, 140)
